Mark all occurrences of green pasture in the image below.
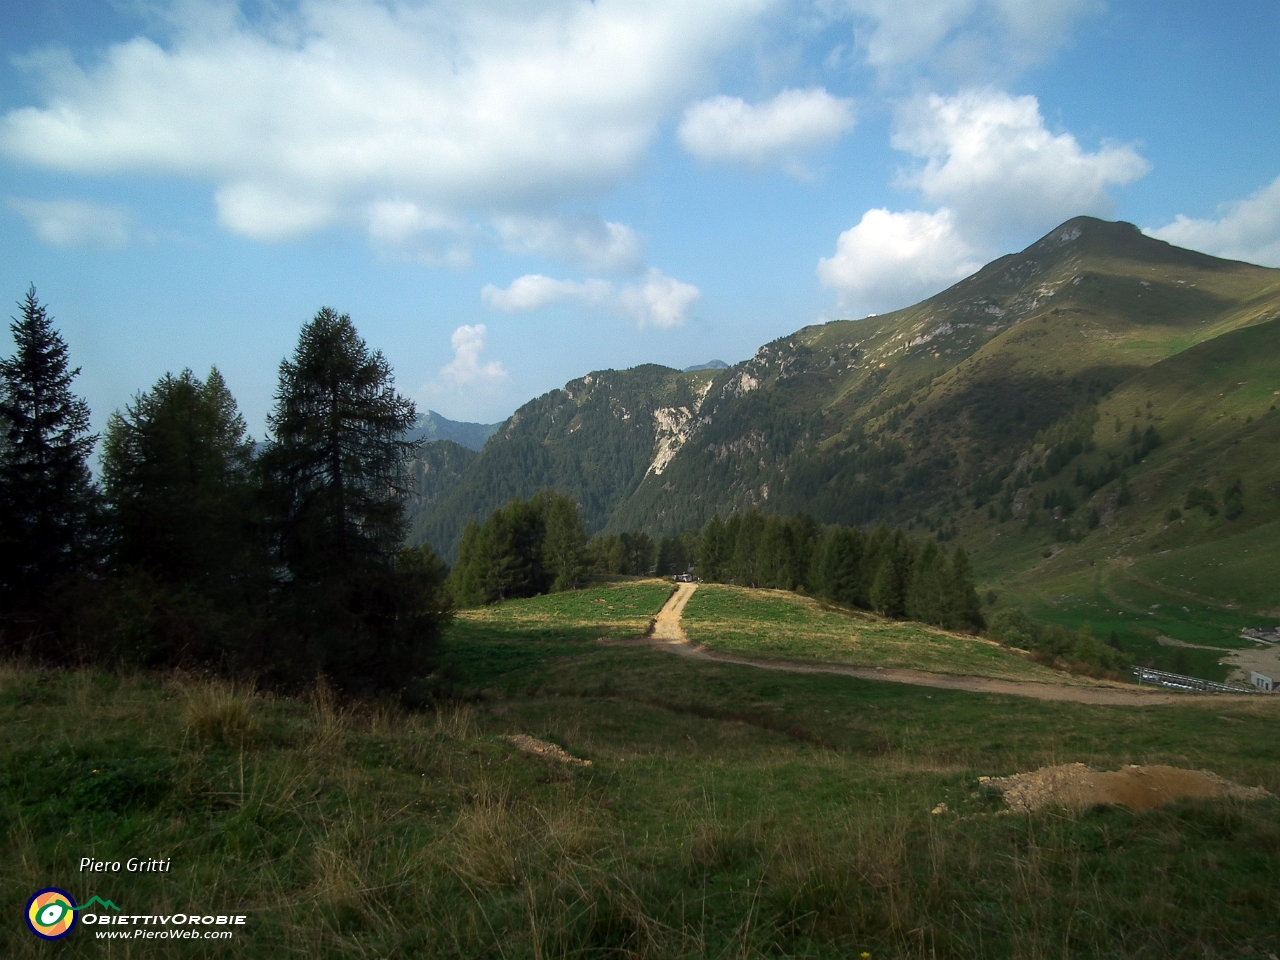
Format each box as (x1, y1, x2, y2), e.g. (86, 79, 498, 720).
(680, 585, 1067, 683)
(3, 582, 1280, 959)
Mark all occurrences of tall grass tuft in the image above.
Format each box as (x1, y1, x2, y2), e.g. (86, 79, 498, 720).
(178, 676, 261, 745)
(307, 677, 349, 752)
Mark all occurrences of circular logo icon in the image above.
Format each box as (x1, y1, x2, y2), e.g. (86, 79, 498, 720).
(26, 888, 77, 940)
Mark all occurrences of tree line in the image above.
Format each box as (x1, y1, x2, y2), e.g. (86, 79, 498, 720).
(0, 289, 450, 692)
(449, 494, 986, 633)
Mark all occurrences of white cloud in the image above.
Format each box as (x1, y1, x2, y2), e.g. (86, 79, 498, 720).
(678, 87, 854, 170)
(0, 0, 769, 244)
(494, 215, 643, 273)
(7, 196, 132, 248)
(1147, 175, 1280, 268)
(439, 324, 508, 389)
(817, 207, 979, 311)
(818, 88, 1147, 314)
(482, 268, 699, 328)
(834, 0, 1102, 80)
(893, 89, 1148, 240)
(482, 274, 614, 312)
(615, 269, 702, 329)
(365, 201, 472, 268)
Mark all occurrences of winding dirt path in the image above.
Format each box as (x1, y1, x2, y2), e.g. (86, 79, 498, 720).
(645, 584, 1265, 707)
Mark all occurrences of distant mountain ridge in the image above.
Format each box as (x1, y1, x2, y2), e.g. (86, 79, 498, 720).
(407, 410, 501, 452)
(406, 216, 1280, 626)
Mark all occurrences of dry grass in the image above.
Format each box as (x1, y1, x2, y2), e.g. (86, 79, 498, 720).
(176, 676, 262, 745)
(306, 677, 350, 752)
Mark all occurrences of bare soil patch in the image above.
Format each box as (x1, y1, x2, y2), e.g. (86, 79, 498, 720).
(981, 763, 1270, 813)
(501, 735, 592, 766)
(1221, 643, 1280, 685)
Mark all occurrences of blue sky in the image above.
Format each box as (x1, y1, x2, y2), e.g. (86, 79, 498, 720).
(2, 0, 1279, 435)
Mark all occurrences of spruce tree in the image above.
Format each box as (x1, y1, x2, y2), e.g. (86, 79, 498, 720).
(0, 287, 97, 608)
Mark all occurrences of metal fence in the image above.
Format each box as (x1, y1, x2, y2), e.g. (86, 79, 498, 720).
(1133, 666, 1259, 694)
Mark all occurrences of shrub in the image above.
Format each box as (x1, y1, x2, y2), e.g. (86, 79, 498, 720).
(1184, 486, 1217, 516)
(987, 609, 1131, 675)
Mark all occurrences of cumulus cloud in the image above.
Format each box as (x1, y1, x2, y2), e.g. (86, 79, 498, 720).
(817, 207, 979, 311)
(893, 88, 1148, 240)
(818, 88, 1148, 313)
(1147, 175, 1280, 268)
(835, 0, 1103, 80)
(439, 324, 508, 389)
(494, 215, 643, 273)
(0, 0, 768, 245)
(482, 268, 699, 329)
(678, 87, 854, 170)
(7, 196, 132, 248)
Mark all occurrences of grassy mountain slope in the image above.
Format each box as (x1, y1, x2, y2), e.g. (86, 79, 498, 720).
(408, 218, 1280, 636)
(614, 218, 1280, 533)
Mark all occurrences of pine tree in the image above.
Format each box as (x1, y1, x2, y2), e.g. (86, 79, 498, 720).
(0, 287, 98, 608)
(263, 308, 418, 577)
(448, 520, 486, 607)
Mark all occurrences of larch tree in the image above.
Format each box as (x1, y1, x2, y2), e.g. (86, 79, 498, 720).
(261, 308, 447, 691)
(263, 308, 418, 578)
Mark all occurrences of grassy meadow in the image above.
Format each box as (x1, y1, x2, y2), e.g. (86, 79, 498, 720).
(4, 581, 1280, 958)
(680, 586, 1068, 683)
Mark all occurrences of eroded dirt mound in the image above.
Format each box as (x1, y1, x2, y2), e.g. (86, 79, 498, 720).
(981, 763, 1270, 813)
(502, 735, 592, 766)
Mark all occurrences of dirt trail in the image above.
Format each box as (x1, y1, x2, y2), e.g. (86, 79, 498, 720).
(652, 582, 698, 641)
(645, 583, 1265, 707)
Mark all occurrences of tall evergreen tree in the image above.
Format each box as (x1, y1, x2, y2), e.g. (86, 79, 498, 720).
(869, 531, 913, 618)
(0, 287, 97, 609)
(102, 368, 261, 592)
(260, 308, 446, 690)
(905, 539, 946, 625)
(947, 546, 985, 630)
(817, 526, 866, 607)
(697, 513, 730, 582)
(729, 511, 765, 586)
(543, 492, 587, 591)
(263, 308, 418, 577)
